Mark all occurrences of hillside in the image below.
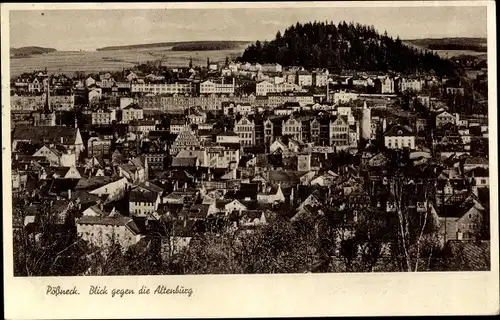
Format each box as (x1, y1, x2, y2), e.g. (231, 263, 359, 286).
(404, 37, 487, 52)
(10, 46, 57, 57)
(239, 21, 462, 77)
(97, 41, 249, 51)
(171, 41, 250, 51)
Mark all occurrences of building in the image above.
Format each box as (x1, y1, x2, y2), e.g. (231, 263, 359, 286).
(384, 125, 415, 150)
(436, 111, 456, 128)
(361, 102, 371, 141)
(376, 76, 395, 94)
(282, 115, 302, 141)
(234, 116, 256, 146)
(91, 109, 115, 125)
(256, 81, 298, 96)
(131, 82, 195, 95)
(216, 132, 240, 144)
(87, 136, 112, 158)
(297, 71, 313, 86)
(267, 94, 314, 108)
(329, 116, 350, 147)
(12, 125, 85, 157)
(122, 104, 144, 123)
(76, 210, 141, 250)
(333, 91, 359, 104)
(313, 71, 329, 87)
(129, 189, 161, 217)
(399, 77, 424, 92)
(199, 79, 235, 94)
(129, 119, 156, 135)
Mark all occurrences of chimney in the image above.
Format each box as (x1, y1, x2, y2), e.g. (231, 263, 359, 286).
(68, 189, 72, 200)
(60, 136, 64, 144)
(456, 229, 463, 240)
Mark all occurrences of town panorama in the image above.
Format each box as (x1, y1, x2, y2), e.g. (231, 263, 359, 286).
(10, 19, 490, 276)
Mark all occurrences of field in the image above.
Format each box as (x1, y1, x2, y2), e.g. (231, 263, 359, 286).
(403, 37, 488, 60)
(10, 45, 248, 77)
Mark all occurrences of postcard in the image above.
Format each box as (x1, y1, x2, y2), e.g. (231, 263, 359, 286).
(2, 1, 498, 318)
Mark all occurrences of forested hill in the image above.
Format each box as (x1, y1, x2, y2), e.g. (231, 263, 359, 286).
(239, 21, 461, 77)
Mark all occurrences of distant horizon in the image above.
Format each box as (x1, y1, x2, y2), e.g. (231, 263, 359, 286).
(9, 36, 489, 52)
(10, 7, 487, 51)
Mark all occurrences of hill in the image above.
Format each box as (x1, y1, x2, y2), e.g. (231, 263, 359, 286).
(238, 21, 462, 77)
(404, 37, 487, 52)
(10, 46, 57, 57)
(171, 41, 250, 51)
(97, 41, 249, 51)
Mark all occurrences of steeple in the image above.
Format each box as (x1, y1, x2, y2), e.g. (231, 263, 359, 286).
(44, 75, 51, 114)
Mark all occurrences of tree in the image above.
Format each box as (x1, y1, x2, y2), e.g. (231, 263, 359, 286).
(13, 197, 92, 276)
(189, 57, 193, 69)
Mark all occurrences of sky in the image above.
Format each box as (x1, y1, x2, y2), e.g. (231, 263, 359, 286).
(9, 6, 488, 51)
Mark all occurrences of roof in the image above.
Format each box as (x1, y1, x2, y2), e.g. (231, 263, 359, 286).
(123, 103, 142, 110)
(440, 197, 483, 218)
(12, 126, 78, 144)
(171, 157, 197, 168)
(130, 190, 158, 203)
(184, 204, 210, 219)
(445, 240, 490, 271)
(465, 167, 489, 177)
(76, 176, 117, 190)
(219, 131, 239, 136)
(268, 170, 300, 182)
(136, 181, 164, 194)
(384, 125, 414, 137)
(464, 156, 489, 166)
(77, 214, 131, 226)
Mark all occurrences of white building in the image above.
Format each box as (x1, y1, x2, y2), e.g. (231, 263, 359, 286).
(384, 125, 415, 150)
(199, 79, 235, 94)
(131, 82, 195, 95)
(333, 91, 359, 104)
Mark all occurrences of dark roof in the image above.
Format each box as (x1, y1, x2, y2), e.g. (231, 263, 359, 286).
(440, 196, 482, 218)
(130, 190, 158, 203)
(77, 214, 131, 226)
(12, 126, 78, 144)
(384, 125, 414, 137)
(465, 167, 489, 177)
(76, 176, 116, 190)
(183, 204, 210, 219)
(123, 103, 142, 110)
(268, 170, 300, 182)
(444, 240, 490, 271)
(171, 157, 197, 168)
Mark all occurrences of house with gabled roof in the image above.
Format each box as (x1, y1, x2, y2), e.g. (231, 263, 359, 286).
(76, 208, 143, 250)
(384, 125, 415, 150)
(438, 192, 487, 244)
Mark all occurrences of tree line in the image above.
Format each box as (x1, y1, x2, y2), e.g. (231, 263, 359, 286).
(238, 21, 462, 77)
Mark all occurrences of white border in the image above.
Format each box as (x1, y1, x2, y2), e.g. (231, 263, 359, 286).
(2, 2, 499, 318)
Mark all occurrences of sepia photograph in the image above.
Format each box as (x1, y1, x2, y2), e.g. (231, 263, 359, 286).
(2, 1, 498, 318)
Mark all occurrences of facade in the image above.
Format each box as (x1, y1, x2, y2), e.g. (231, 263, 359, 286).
(256, 81, 298, 96)
(384, 125, 416, 149)
(436, 111, 456, 128)
(282, 115, 302, 141)
(199, 79, 235, 94)
(329, 116, 350, 147)
(297, 71, 313, 86)
(122, 104, 144, 123)
(234, 116, 256, 146)
(333, 91, 359, 104)
(131, 82, 195, 95)
(91, 109, 115, 125)
(87, 137, 112, 158)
